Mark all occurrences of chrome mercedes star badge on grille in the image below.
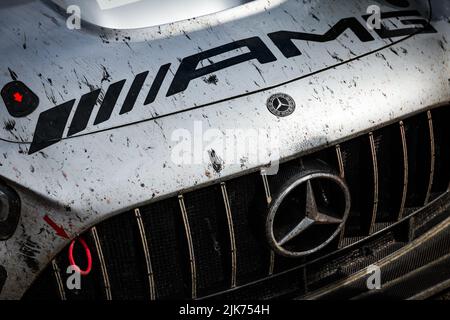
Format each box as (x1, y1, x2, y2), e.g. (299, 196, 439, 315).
(266, 169, 351, 257)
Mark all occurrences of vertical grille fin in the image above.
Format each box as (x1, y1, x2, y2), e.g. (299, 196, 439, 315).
(134, 209, 156, 300)
(91, 226, 112, 300)
(398, 121, 409, 220)
(261, 171, 275, 275)
(178, 194, 197, 299)
(369, 132, 379, 234)
(220, 182, 238, 288)
(424, 110, 436, 205)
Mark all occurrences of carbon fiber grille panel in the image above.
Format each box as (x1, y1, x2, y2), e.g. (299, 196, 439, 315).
(94, 213, 149, 300)
(182, 185, 230, 296)
(226, 173, 270, 284)
(140, 198, 189, 299)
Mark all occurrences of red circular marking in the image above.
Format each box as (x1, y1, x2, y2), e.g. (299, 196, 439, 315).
(68, 237, 92, 276)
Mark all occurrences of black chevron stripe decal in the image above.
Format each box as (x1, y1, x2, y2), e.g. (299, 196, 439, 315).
(28, 100, 75, 154)
(144, 64, 171, 105)
(67, 89, 101, 136)
(120, 71, 149, 115)
(93, 79, 126, 125)
(27, 69, 170, 154)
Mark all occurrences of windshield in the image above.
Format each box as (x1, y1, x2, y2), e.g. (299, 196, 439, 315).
(52, 0, 255, 29)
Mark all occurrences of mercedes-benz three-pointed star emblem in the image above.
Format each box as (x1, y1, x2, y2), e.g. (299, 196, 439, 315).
(266, 170, 351, 257)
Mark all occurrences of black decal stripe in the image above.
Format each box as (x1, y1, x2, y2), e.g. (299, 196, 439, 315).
(268, 17, 375, 58)
(93, 80, 126, 125)
(67, 89, 101, 136)
(144, 64, 171, 105)
(120, 71, 149, 114)
(28, 100, 75, 154)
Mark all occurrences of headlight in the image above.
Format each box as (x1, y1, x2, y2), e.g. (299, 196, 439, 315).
(0, 183, 20, 240)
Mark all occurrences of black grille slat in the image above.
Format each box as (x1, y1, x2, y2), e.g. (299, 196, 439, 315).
(372, 126, 404, 223)
(340, 136, 374, 236)
(403, 113, 432, 207)
(226, 173, 271, 285)
(183, 185, 231, 297)
(140, 198, 189, 299)
(431, 107, 450, 194)
(95, 212, 149, 300)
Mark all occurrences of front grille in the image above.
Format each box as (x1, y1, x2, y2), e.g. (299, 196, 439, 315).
(24, 105, 450, 300)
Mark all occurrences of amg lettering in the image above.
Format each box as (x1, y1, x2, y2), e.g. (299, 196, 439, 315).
(268, 17, 375, 58)
(362, 10, 437, 38)
(167, 37, 277, 96)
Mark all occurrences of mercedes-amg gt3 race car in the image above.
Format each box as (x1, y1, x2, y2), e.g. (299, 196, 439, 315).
(0, 0, 449, 300)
